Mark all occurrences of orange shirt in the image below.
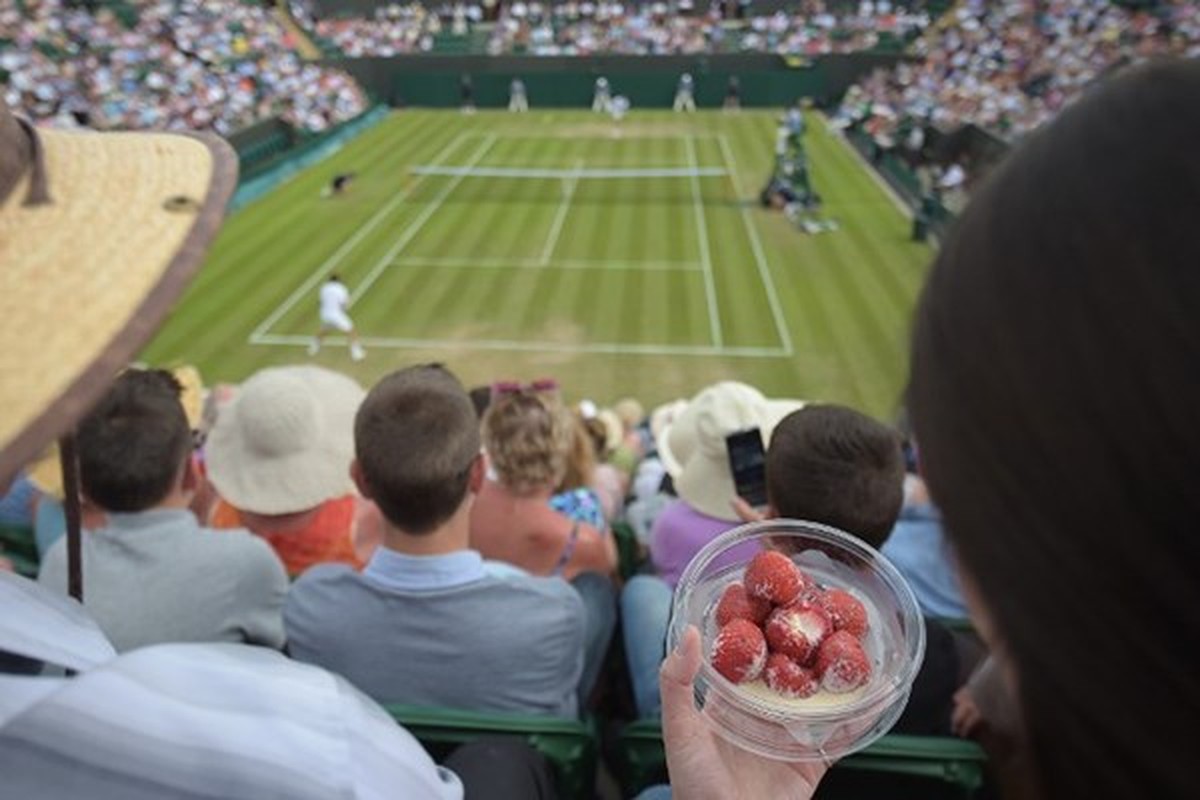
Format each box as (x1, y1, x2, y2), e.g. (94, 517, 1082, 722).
(211, 496, 364, 578)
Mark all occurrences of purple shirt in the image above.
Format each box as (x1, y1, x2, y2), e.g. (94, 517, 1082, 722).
(649, 500, 759, 588)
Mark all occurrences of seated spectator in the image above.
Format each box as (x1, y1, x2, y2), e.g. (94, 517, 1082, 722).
(204, 365, 381, 576)
(626, 404, 964, 734)
(882, 472, 969, 619)
(556, 407, 612, 529)
(286, 365, 610, 717)
(649, 381, 800, 588)
(470, 386, 618, 580)
(38, 370, 288, 652)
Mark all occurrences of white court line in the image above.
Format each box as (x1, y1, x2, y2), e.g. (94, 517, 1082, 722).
(348, 134, 499, 305)
(817, 113, 912, 221)
(253, 333, 790, 358)
(540, 161, 582, 266)
(717, 134, 795, 356)
(392, 256, 701, 272)
(249, 132, 472, 343)
(685, 135, 724, 348)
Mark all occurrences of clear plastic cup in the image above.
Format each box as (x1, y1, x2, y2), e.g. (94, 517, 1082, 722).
(666, 518, 926, 762)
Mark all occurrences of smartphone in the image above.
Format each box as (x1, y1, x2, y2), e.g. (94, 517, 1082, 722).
(726, 428, 768, 509)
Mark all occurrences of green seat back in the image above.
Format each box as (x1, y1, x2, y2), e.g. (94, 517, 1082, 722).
(615, 718, 987, 799)
(384, 704, 598, 799)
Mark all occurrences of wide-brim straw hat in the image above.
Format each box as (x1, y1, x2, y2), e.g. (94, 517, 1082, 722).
(204, 365, 365, 516)
(657, 381, 803, 521)
(0, 104, 237, 485)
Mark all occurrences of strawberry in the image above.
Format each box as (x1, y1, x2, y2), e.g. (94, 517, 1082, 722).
(764, 604, 830, 665)
(744, 551, 805, 605)
(764, 653, 819, 699)
(710, 619, 768, 684)
(715, 583, 772, 627)
(820, 588, 869, 639)
(814, 630, 872, 693)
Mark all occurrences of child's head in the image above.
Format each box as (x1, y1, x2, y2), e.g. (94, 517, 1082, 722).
(766, 404, 905, 548)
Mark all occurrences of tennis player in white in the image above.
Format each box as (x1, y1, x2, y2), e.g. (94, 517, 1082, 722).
(310, 274, 365, 360)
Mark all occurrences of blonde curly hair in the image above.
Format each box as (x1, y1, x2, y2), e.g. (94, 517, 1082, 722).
(483, 392, 574, 495)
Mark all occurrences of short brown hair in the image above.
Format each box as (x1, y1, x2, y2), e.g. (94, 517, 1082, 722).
(482, 393, 572, 495)
(766, 404, 904, 548)
(78, 369, 191, 512)
(355, 365, 480, 534)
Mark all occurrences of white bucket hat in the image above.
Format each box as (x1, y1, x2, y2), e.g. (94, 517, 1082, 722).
(204, 365, 365, 515)
(657, 381, 803, 521)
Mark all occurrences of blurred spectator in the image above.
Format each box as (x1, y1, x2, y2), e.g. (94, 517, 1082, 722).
(648, 381, 800, 588)
(38, 370, 288, 652)
(882, 473, 969, 619)
(205, 365, 383, 578)
(836, 0, 1199, 145)
(314, 3, 483, 57)
(1, 0, 368, 135)
(286, 365, 604, 717)
(471, 387, 618, 580)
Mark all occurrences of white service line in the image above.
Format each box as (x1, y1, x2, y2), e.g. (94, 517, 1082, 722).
(717, 134, 795, 357)
(349, 134, 499, 305)
(253, 333, 790, 359)
(392, 256, 701, 272)
(539, 161, 582, 266)
(249, 132, 472, 343)
(685, 135, 724, 348)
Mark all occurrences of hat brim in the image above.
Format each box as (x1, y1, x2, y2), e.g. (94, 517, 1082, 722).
(205, 366, 365, 515)
(0, 129, 237, 484)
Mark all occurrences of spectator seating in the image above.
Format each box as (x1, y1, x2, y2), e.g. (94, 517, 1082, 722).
(384, 703, 599, 799)
(614, 718, 988, 799)
(0, 524, 37, 578)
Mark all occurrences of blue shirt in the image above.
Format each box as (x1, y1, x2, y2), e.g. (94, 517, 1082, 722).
(882, 503, 969, 619)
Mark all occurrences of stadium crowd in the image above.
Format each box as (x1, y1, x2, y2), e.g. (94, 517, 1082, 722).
(0, 0, 367, 134)
(312, 2, 483, 57)
(834, 0, 1200, 142)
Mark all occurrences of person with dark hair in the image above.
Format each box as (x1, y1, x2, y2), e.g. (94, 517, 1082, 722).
(460, 74, 474, 113)
(285, 364, 593, 718)
(38, 370, 288, 652)
(657, 58, 1200, 800)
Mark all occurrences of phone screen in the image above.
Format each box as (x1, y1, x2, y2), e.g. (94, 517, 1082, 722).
(726, 428, 768, 509)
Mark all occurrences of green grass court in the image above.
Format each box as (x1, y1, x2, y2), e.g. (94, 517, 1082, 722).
(143, 110, 932, 419)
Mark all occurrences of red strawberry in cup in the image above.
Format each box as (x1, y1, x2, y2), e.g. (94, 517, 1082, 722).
(715, 583, 772, 627)
(814, 630, 872, 693)
(764, 603, 830, 665)
(764, 653, 819, 699)
(710, 619, 768, 684)
(821, 588, 869, 639)
(744, 550, 805, 606)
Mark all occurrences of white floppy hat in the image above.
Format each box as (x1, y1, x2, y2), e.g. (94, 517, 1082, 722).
(205, 365, 365, 515)
(0, 104, 236, 484)
(658, 382, 803, 521)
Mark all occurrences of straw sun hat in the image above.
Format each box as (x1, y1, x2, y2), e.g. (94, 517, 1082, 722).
(0, 103, 237, 485)
(204, 366, 365, 516)
(656, 382, 804, 521)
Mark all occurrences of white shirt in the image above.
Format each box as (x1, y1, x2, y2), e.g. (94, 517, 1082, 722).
(320, 280, 349, 316)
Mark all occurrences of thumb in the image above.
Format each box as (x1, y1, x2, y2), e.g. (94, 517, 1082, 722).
(660, 625, 703, 739)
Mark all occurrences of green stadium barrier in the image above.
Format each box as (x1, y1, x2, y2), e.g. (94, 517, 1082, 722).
(384, 704, 599, 800)
(228, 104, 389, 211)
(615, 718, 987, 798)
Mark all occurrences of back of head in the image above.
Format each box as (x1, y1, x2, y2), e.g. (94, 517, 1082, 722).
(355, 365, 480, 534)
(766, 404, 904, 548)
(78, 370, 191, 512)
(909, 59, 1200, 799)
(482, 392, 572, 495)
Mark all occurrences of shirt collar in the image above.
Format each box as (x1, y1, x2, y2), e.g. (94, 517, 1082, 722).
(104, 508, 197, 531)
(363, 548, 486, 592)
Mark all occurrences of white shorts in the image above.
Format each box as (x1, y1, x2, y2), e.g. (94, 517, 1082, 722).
(320, 309, 354, 332)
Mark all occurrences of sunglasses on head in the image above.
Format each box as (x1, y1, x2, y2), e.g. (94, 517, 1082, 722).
(490, 378, 559, 403)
